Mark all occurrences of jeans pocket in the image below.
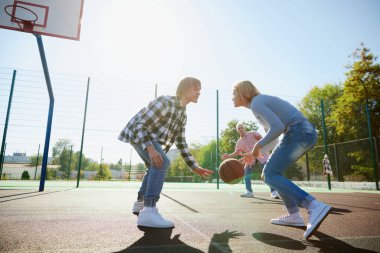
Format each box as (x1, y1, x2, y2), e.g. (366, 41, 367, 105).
(297, 121, 316, 148)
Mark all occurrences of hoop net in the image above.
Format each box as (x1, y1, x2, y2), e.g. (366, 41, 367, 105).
(4, 4, 38, 33)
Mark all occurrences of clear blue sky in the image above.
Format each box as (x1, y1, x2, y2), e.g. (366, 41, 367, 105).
(1, 0, 380, 165)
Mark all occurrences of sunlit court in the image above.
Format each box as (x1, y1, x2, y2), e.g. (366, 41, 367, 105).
(1, 0, 380, 252)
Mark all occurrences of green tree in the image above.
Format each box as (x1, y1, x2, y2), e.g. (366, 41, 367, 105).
(21, 171, 30, 180)
(86, 161, 99, 171)
(331, 44, 380, 138)
(51, 139, 76, 178)
(298, 84, 343, 145)
(74, 151, 90, 171)
(197, 140, 217, 171)
(97, 163, 112, 180)
(52, 139, 72, 161)
(297, 83, 343, 179)
(169, 155, 188, 177)
(29, 154, 42, 167)
(329, 45, 380, 180)
(110, 158, 125, 171)
(169, 143, 201, 179)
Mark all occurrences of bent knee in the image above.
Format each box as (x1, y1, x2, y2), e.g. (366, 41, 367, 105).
(162, 156, 171, 170)
(263, 170, 276, 184)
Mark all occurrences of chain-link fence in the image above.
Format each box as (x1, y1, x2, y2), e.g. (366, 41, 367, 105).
(303, 137, 380, 182)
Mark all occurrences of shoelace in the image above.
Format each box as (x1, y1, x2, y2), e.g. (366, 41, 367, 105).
(278, 214, 291, 220)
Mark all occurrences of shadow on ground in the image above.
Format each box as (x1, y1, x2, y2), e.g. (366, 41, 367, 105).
(114, 228, 244, 253)
(253, 231, 377, 253)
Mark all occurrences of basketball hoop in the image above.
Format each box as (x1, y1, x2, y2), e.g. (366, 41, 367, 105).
(4, 4, 38, 33)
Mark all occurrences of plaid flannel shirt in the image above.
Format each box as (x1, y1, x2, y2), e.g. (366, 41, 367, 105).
(118, 95, 199, 170)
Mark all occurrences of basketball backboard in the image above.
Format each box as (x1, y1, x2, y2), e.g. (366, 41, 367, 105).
(0, 0, 84, 40)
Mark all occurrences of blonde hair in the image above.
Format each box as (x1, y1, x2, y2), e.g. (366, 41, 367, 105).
(233, 80, 260, 102)
(176, 77, 201, 98)
(236, 122, 244, 131)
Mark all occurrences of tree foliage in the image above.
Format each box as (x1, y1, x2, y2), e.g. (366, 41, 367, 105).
(298, 84, 343, 145)
(97, 163, 112, 180)
(331, 44, 380, 138)
(29, 154, 42, 167)
(299, 44, 380, 181)
(21, 170, 30, 180)
(169, 143, 201, 178)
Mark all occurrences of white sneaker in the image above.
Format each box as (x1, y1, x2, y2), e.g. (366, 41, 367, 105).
(303, 201, 331, 239)
(271, 190, 280, 199)
(240, 192, 254, 198)
(132, 200, 144, 215)
(271, 213, 305, 227)
(137, 207, 174, 228)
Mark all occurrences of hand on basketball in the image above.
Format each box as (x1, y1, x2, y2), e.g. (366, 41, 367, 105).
(193, 168, 214, 178)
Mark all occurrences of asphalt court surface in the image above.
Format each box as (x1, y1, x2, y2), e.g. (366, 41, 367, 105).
(0, 181, 380, 252)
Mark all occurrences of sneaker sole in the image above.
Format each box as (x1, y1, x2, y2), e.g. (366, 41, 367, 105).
(132, 211, 140, 216)
(137, 224, 175, 229)
(271, 221, 305, 227)
(137, 225, 175, 230)
(304, 205, 331, 239)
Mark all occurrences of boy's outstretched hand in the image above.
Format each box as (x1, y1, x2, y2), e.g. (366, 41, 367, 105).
(193, 168, 214, 178)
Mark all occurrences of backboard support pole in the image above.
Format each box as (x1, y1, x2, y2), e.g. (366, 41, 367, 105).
(35, 34, 54, 192)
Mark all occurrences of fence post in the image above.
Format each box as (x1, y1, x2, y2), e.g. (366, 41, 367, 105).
(321, 99, 331, 190)
(374, 137, 380, 182)
(77, 77, 90, 188)
(0, 143, 6, 179)
(0, 70, 17, 180)
(36, 35, 55, 192)
(67, 145, 73, 180)
(216, 90, 220, 190)
(34, 144, 40, 180)
(365, 104, 379, 190)
(306, 152, 310, 181)
(333, 143, 341, 181)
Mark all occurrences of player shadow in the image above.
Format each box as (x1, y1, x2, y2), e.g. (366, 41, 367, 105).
(114, 228, 244, 253)
(307, 231, 377, 253)
(252, 231, 307, 250)
(114, 227, 204, 253)
(252, 231, 377, 252)
(329, 207, 352, 215)
(208, 230, 244, 253)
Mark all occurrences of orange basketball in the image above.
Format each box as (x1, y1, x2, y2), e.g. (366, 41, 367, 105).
(219, 158, 244, 184)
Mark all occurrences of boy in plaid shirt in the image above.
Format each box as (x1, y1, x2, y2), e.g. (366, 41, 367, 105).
(118, 77, 213, 228)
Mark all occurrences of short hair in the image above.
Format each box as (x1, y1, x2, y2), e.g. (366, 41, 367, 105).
(236, 122, 245, 131)
(176, 77, 201, 98)
(233, 80, 260, 102)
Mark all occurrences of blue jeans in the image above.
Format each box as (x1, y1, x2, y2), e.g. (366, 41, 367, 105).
(245, 163, 276, 193)
(131, 140, 171, 207)
(244, 166, 254, 193)
(263, 120, 317, 214)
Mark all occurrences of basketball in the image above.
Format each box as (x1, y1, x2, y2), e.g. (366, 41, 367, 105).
(219, 158, 244, 184)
